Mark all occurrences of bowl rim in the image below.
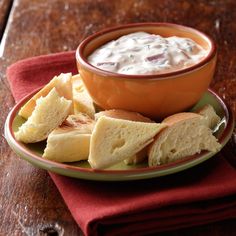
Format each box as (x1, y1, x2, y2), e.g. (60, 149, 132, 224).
(76, 22, 217, 80)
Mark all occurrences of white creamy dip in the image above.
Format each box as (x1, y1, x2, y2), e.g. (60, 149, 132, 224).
(88, 32, 208, 75)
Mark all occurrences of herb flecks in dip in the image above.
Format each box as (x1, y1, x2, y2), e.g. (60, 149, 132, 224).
(88, 32, 208, 75)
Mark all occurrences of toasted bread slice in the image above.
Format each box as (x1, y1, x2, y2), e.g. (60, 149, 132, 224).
(197, 104, 221, 129)
(88, 116, 166, 169)
(15, 88, 72, 143)
(95, 109, 153, 164)
(148, 112, 221, 166)
(72, 74, 95, 118)
(43, 113, 95, 162)
(19, 73, 73, 119)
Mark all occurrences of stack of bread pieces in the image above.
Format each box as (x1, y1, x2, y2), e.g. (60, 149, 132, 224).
(15, 73, 222, 169)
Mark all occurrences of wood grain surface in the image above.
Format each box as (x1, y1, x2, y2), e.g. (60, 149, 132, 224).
(0, 0, 235, 235)
(0, 0, 12, 37)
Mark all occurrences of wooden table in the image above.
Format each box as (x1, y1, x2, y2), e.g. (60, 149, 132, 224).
(0, 0, 236, 235)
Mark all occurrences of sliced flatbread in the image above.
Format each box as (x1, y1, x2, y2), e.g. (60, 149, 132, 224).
(43, 113, 95, 162)
(88, 116, 166, 169)
(19, 73, 73, 119)
(15, 88, 72, 143)
(95, 109, 153, 165)
(72, 74, 95, 118)
(148, 112, 221, 166)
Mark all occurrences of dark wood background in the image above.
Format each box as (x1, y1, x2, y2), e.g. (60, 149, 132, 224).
(0, 0, 235, 235)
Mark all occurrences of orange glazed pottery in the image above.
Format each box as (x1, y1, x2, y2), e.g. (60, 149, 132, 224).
(76, 23, 217, 120)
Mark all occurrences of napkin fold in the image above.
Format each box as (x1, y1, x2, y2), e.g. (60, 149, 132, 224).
(7, 51, 236, 236)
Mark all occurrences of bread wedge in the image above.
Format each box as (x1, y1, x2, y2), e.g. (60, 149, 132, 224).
(148, 112, 221, 166)
(19, 73, 73, 119)
(72, 74, 95, 118)
(197, 104, 221, 129)
(15, 88, 72, 143)
(43, 113, 95, 162)
(88, 116, 166, 169)
(95, 109, 153, 165)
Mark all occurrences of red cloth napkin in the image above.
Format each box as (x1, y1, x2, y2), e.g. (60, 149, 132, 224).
(7, 51, 236, 236)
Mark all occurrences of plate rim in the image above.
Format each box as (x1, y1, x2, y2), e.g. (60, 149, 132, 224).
(4, 88, 235, 181)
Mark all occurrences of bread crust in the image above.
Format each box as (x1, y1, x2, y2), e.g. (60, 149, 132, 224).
(95, 109, 153, 123)
(162, 112, 202, 126)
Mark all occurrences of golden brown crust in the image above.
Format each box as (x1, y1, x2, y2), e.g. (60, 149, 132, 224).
(162, 112, 202, 126)
(95, 109, 154, 123)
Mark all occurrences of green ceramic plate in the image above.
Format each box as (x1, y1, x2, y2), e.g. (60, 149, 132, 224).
(5, 89, 234, 181)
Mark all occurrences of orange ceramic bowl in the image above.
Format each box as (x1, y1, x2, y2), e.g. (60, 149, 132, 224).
(76, 23, 217, 120)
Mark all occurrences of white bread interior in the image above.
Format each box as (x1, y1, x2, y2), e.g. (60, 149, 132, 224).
(197, 104, 221, 129)
(19, 73, 73, 119)
(88, 116, 166, 169)
(148, 112, 221, 166)
(124, 147, 148, 165)
(43, 113, 95, 162)
(15, 88, 72, 143)
(95, 109, 154, 165)
(72, 74, 95, 118)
